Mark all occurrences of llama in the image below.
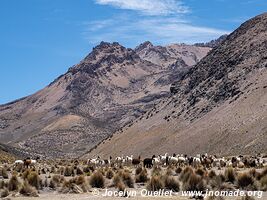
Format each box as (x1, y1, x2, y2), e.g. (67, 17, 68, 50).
(132, 156, 141, 167)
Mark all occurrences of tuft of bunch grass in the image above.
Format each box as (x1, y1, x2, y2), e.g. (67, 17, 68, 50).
(195, 168, 206, 177)
(135, 166, 143, 175)
(90, 171, 105, 188)
(8, 174, 20, 191)
(147, 175, 164, 191)
(0, 188, 9, 198)
(64, 166, 74, 177)
(117, 181, 126, 192)
(113, 174, 122, 187)
(19, 181, 39, 197)
(26, 171, 42, 190)
(106, 169, 114, 179)
(152, 166, 162, 176)
(182, 173, 206, 192)
(175, 167, 182, 174)
(121, 171, 134, 188)
(76, 167, 84, 175)
(259, 175, 267, 191)
(164, 175, 180, 192)
(224, 167, 236, 183)
(0, 167, 8, 179)
(0, 180, 7, 189)
(50, 174, 65, 188)
(179, 166, 194, 183)
(135, 169, 148, 183)
(237, 173, 255, 189)
(61, 175, 89, 193)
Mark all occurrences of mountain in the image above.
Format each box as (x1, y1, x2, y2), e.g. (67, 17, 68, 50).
(0, 41, 210, 158)
(194, 34, 228, 48)
(87, 13, 267, 158)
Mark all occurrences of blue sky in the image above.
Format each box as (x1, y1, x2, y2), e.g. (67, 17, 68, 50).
(0, 0, 266, 104)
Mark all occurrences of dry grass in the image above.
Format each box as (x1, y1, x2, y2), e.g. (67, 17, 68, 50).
(61, 175, 89, 193)
(26, 171, 42, 190)
(135, 169, 148, 183)
(183, 173, 206, 192)
(164, 175, 180, 192)
(8, 174, 20, 191)
(64, 166, 74, 177)
(175, 167, 182, 174)
(117, 181, 126, 192)
(147, 176, 164, 191)
(152, 166, 162, 176)
(90, 171, 105, 188)
(0, 180, 7, 189)
(0, 188, 9, 198)
(259, 175, 267, 191)
(19, 181, 39, 197)
(237, 173, 255, 189)
(195, 168, 206, 177)
(0, 167, 8, 179)
(50, 174, 65, 188)
(208, 170, 217, 179)
(121, 171, 134, 188)
(106, 169, 114, 179)
(224, 167, 236, 183)
(76, 167, 84, 175)
(179, 166, 194, 183)
(135, 166, 143, 175)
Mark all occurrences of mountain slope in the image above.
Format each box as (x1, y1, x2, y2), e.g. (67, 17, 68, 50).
(87, 13, 267, 158)
(0, 42, 210, 158)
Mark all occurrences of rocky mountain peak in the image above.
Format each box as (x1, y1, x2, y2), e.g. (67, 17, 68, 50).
(68, 41, 140, 75)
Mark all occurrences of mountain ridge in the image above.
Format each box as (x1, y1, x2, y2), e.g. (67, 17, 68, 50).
(86, 13, 267, 158)
(0, 41, 211, 158)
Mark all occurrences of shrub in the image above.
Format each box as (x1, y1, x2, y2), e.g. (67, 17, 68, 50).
(224, 167, 236, 183)
(90, 171, 105, 188)
(237, 173, 255, 189)
(8, 175, 20, 191)
(19, 181, 39, 197)
(135, 170, 148, 183)
(164, 175, 180, 192)
(106, 169, 114, 179)
(147, 176, 164, 191)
